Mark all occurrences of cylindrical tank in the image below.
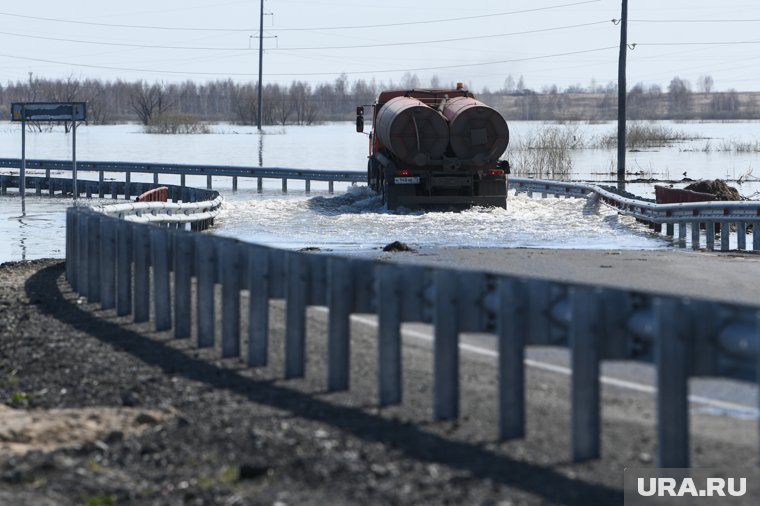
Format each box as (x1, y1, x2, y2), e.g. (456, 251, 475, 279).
(442, 96, 509, 165)
(375, 96, 449, 166)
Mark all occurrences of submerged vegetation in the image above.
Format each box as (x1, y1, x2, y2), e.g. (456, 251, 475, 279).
(509, 126, 581, 179)
(595, 122, 697, 149)
(143, 113, 210, 134)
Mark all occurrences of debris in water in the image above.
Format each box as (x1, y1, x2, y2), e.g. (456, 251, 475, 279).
(684, 179, 742, 201)
(383, 241, 416, 253)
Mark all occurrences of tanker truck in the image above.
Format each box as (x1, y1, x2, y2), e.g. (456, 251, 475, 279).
(356, 84, 510, 210)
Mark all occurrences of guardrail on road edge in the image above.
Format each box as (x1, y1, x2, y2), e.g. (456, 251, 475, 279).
(66, 204, 760, 469)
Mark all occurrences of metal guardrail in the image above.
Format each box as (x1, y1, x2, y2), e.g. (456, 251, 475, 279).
(6, 158, 756, 468)
(65, 204, 760, 469)
(0, 174, 221, 231)
(0, 157, 365, 193)
(510, 177, 760, 252)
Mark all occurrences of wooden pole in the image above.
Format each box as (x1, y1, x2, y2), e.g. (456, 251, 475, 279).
(617, 0, 628, 187)
(257, 0, 264, 131)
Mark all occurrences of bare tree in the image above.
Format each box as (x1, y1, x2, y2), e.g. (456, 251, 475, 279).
(697, 75, 715, 93)
(130, 82, 173, 125)
(668, 77, 692, 117)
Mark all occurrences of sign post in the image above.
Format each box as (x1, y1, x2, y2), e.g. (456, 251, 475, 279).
(11, 102, 87, 202)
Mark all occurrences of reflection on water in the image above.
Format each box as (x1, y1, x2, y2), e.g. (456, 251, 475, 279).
(1, 197, 65, 262)
(258, 132, 264, 167)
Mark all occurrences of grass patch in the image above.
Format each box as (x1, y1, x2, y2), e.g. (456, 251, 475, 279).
(198, 465, 240, 489)
(82, 495, 117, 506)
(596, 122, 696, 149)
(509, 125, 582, 179)
(144, 113, 211, 134)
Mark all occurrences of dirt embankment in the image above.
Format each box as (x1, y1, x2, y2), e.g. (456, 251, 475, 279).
(0, 258, 756, 505)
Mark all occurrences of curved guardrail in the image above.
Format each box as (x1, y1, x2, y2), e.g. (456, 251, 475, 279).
(7, 157, 755, 469)
(0, 174, 222, 232)
(96, 195, 223, 230)
(65, 203, 760, 470)
(510, 177, 760, 252)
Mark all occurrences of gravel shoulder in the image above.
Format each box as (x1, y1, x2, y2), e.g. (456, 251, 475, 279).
(0, 255, 756, 505)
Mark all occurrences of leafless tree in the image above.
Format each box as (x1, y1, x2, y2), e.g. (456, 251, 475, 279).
(130, 82, 174, 125)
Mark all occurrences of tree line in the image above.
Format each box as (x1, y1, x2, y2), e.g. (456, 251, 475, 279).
(0, 73, 756, 126)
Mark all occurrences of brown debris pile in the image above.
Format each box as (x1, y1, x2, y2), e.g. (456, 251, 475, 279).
(382, 241, 416, 253)
(684, 179, 742, 201)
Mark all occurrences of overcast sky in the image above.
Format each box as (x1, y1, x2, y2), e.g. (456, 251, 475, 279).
(2, 0, 760, 92)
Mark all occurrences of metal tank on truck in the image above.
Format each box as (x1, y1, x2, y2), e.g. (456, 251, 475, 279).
(356, 83, 510, 210)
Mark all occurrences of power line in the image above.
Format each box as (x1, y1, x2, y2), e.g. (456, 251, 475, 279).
(631, 19, 760, 23)
(0, 1, 600, 32)
(0, 46, 618, 78)
(269, 1, 602, 31)
(0, 30, 250, 51)
(0, 20, 608, 53)
(271, 21, 610, 51)
(637, 40, 760, 47)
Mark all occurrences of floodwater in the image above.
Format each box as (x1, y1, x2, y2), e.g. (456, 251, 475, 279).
(1, 120, 759, 262)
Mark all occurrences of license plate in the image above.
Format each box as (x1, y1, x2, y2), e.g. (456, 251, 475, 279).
(394, 177, 420, 184)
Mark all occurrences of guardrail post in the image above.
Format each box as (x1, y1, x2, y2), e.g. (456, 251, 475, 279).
(570, 286, 601, 462)
(247, 246, 270, 367)
(66, 208, 77, 288)
(76, 211, 89, 297)
(99, 171, 105, 198)
(133, 225, 151, 323)
(738, 222, 747, 250)
(327, 257, 352, 392)
(433, 269, 459, 421)
(221, 241, 242, 358)
(232, 176, 238, 191)
(87, 214, 101, 303)
(196, 236, 216, 348)
(305, 180, 311, 193)
(151, 227, 172, 331)
(665, 223, 674, 237)
(754, 223, 760, 251)
(654, 297, 690, 468)
(257, 177, 263, 192)
(527, 280, 552, 344)
(328, 181, 334, 193)
(173, 232, 193, 339)
(281, 178, 288, 193)
(125, 173, 131, 200)
(206, 175, 212, 189)
(678, 223, 687, 248)
(99, 218, 117, 310)
(691, 222, 700, 250)
(377, 264, 402, 406)
(116, 221, 133, 316)
(497, 277, 527, 440)
(720, 222, 730, 252)
(153, 173, 159, 185)
(285, 252, 308, 379)
(705, 223, 715, 251)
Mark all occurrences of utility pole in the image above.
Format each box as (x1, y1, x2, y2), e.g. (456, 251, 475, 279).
(257, 0, 264, 131)
(617, 0, 628, 186)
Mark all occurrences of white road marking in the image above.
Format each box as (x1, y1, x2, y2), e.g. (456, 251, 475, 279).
(346, 314, 759, 418)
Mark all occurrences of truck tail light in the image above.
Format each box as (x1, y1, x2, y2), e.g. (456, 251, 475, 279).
(396, 169, 411, 176)
(487, 169, 505, 176)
